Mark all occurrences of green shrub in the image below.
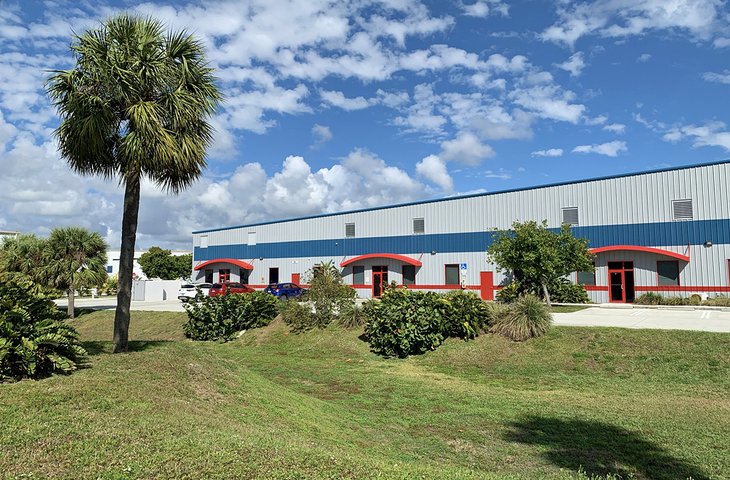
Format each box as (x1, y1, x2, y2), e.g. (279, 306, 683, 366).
(703, 295, 730, 307)
(496, 282, 520, 303)
(550, 278, 590, 303)
(634, 292, 663, 305)
(363, 289, 447, 358)
(491, 294, 552, 342)
(282, 261, 359, 331)
(183, 291, 278, 341)
(442, 291, 491, 339)
(662, 296, 689, 306)
(100, 275, 118, 295)
(0, 275, 86, 381)
(279, 299, 316, 332)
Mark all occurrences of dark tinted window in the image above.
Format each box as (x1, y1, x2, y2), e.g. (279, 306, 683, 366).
(445, 264, 459, 285)
(658, 261, 680, 286)
(353, 266, 365, 284)
(402, 265, 416, 285)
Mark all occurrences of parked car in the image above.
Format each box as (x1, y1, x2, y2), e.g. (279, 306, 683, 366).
(178, 283, 213, 302)
(264, 282, 307, 299)
(208, 282, 255, 297)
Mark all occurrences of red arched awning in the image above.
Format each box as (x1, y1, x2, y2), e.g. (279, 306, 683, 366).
(590, 245, 690, 262)
(194, 258, 254, 271)
(340, 253, 422, 267)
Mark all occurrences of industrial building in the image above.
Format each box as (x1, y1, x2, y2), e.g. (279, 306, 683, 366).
(191, 160, 730, 303)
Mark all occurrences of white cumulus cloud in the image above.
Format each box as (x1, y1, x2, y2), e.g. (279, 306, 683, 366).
(572, 140, 628, 157)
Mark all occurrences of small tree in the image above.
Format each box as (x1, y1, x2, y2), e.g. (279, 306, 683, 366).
(138, 247, 192, 279)
(45, 227, 108, 318)
(0, 234, 48, 285)
(487, 220, 593, 306)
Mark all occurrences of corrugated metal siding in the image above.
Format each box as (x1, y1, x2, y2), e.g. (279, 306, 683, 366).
(192, 162, 730, 299)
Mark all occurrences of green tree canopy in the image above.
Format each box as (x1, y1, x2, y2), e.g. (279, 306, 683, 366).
(487, 221, 594, 306)
(47, 14, 221, 352)
(138, 247, 192, 280)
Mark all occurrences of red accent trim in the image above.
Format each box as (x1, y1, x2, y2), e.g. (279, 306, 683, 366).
(480, 271, 494, 300)
(590, 245, 690, 262)
(340, 254, 422, 267)
(195, 258, 254, 271)
(584, 285, 609, 291)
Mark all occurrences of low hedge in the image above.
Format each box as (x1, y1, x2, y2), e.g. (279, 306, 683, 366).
(183, 291, 278, 341)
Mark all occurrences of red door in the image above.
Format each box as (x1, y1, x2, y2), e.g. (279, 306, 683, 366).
(219, 269, 230, 283)
(292, 273, 300, 285)
(372, 266, 388, 298)
(608, 261, 635, 303)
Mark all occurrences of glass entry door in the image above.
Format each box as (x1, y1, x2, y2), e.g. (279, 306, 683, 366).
(608, 261, 634, 303)
(372, 266, 388, 298)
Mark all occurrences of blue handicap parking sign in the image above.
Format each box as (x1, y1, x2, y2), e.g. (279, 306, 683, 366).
(460, 263, 467, 270)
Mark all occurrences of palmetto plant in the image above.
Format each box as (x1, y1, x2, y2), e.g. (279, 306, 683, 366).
(0, 275, 86, 381)
(44, 227, 108, 319)
(47, 15, 221, 352)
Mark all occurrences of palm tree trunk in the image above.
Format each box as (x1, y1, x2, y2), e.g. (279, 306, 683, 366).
(113, 174, 140, 353)
(67, 288, 75, 319)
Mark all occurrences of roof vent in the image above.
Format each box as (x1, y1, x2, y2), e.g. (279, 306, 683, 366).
(413, 217, 425, 234)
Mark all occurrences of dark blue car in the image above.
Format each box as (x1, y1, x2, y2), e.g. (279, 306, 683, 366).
(264, 282, 307, 299)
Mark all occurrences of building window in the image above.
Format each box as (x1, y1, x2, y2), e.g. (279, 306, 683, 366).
(269, 267, 279, 285)
(402, 265, 416, 285)
(345, 223, 355, 238)
(204, 269, 213, 283)
(657, 261, 680, 286)
(445, 264, 460, 285)
(106, 265, 113, 273)
(413, 218, 425, 234)
(240, 269, 250, 284)
(247, 232, 257, 246)
(200, 235, 208, 248)
(672, 199, 693, 221)
(219, 269, 230, 283)
(353, 265, 365, 285)
(576, 263, 596, 286)
(562, 207, 579, 226)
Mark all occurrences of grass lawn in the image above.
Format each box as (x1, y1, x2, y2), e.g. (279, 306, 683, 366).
(1, 310, 729, 479)
(550, 305, 591, 313)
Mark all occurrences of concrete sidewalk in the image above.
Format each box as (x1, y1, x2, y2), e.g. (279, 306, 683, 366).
(553, 306, 730, 332)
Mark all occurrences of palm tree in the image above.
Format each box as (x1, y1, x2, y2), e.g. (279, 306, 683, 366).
(47, 15, 221, 352)
(0, 234, 47, 282)
(45, 227, 108, 319)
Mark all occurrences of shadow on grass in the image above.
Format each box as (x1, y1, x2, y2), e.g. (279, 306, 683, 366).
(82, 340, 173, 356)
(504, 416, 709, 480)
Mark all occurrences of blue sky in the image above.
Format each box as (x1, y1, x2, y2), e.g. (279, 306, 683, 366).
(1, 0, 729, 249)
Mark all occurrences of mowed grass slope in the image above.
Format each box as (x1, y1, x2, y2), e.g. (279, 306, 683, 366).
(1, 310, 729, 480)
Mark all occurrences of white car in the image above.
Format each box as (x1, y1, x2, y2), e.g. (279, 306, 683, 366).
(177, 283, 213, 302)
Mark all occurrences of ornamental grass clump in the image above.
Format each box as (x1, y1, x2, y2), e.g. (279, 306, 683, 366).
(491, 294, 552, 342)
(0, 275, 86, 381)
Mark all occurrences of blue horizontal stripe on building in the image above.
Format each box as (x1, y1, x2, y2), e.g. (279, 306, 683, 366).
(194, 219, 730, 261)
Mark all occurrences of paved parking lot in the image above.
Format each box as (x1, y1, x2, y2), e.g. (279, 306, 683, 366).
(553, 306, 730, 332)
(58, 298, 730, 332)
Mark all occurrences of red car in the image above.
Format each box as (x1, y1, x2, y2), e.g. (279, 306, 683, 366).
(208, 282, 255, 297)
